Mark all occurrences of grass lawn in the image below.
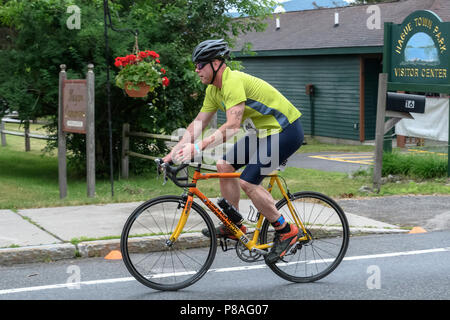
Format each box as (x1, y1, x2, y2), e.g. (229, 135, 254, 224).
(298, 137, 375, 153)
(0, 124, 449, 210)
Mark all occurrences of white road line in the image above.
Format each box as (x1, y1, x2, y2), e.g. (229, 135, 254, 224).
(343, 247, 450, 261)
(1, 247, 449, 295)
(0, 277, 136, 295)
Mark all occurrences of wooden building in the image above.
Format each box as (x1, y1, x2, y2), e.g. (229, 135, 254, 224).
(225, 0, 450, 143)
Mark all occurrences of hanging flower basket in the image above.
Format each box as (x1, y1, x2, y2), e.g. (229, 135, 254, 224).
(124, 82, 152, 98)
(114, 50, 169, 98)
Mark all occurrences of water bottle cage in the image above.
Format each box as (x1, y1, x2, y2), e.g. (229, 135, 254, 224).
(247, 205, 260, 223)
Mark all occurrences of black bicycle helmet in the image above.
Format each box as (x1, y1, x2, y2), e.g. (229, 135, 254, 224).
(192, 39, 230, 63)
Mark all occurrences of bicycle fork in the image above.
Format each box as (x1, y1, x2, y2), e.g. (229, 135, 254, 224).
(165, 194, 193, 247)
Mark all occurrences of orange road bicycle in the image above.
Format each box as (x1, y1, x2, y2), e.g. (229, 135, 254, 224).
(120, 159, 350, 291)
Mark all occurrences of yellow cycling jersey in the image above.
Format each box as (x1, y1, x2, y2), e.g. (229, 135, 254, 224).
(200, 67, 301, 137)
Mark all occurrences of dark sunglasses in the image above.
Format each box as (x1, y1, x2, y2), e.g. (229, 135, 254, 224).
(195, 62, 208, 70)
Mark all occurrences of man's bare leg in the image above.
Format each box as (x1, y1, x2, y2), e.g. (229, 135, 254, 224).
(239, 179, 286, 230)
(216, 159, 240, 210)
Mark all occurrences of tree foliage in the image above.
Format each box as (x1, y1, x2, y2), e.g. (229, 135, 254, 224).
(0, 0, 276, 176)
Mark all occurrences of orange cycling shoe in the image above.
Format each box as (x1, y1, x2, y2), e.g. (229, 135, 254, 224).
(265, 223, 299, 264)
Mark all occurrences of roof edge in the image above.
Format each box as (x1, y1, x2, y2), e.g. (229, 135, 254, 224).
(232, 46, 384, 57)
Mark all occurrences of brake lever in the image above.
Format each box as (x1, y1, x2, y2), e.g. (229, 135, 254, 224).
(156, 161, 161, 178)
(162, 165, 168, 185)
(154, 159, 168, 185)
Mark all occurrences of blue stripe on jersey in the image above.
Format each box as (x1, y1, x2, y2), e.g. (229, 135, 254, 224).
(246, 99, 290, 129)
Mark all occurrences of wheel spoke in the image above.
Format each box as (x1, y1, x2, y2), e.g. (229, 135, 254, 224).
(121, 197, 216, 290)
(262, 192, 349, 283)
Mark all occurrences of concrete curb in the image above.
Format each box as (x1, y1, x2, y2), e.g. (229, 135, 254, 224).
(349, 227, 409, 234)
(0, 243, 76, 266)
(0, 226, 409, 266)
(77, 239, 121, 258)
(78, 233, 212, 258)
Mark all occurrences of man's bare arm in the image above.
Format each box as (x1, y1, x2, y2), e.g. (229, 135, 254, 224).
(199, 102, 245, 151)
(164, 111, 215, 162)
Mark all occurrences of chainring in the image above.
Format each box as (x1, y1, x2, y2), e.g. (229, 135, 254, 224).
(235, 240, 264, 262)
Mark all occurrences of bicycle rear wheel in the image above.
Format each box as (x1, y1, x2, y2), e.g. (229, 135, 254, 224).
(120, 195, 217, 291)
(260, 191, 349, 283)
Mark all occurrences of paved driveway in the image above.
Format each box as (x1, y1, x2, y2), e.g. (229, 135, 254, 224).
(288, 152, 373, 174)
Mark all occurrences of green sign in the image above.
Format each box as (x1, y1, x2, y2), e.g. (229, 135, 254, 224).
(383, 10, 450, 177)
(384, 10, 450, 93)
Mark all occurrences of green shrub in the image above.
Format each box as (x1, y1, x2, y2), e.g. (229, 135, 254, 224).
(382, 151, 448, 179)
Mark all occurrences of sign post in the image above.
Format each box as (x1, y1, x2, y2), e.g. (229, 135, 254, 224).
(373, 76, 424, 191)
(86, 64, 95, 198)
(373, 73, 388, 192)
(58, 65, 67, 199)
(58, 64, 95, 198)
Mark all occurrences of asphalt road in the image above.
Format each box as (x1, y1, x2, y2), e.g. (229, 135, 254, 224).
(1, 231, 449, 302)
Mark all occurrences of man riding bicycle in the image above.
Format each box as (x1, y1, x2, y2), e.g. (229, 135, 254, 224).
(163, 39, 304, 263)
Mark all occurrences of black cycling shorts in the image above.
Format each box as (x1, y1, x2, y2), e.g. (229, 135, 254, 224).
(223, 118, 304, 185)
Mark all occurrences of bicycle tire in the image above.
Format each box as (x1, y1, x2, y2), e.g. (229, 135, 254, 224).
(120, 195, 217, 291)
(260, 191, 349, 283)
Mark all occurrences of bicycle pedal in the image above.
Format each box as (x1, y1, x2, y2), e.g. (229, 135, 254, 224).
(278, 249, 298, 263)
(287, 244, 300, 256)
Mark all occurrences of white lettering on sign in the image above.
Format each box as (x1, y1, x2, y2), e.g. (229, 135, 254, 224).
(405, 100, 415, 109)
(67, 120, 83, 128)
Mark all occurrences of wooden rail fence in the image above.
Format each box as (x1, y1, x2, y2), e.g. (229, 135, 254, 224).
(1, 118, 54, 151)
(121, 123, 217, 179)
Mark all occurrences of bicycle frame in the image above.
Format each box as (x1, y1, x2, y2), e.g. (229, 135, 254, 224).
(168, 169, 309, 252)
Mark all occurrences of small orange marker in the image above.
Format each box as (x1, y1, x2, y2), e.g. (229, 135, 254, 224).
(105, 250, 122, 260)
(408, 226, 427, 234)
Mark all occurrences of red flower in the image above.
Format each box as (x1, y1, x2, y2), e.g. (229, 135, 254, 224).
(138, 51, 148, 59)
(114, 56, 129, 67)
(162, 76, 170, 87)
(114, 59, 123, 67)
(160, 68, 166, 74)
(125, 54, 137, 64)
(146, 50, 160, 59)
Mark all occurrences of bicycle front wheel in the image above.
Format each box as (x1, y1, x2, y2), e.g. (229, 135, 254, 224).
(120, 195, 217, 291)
(261, 191, 349, 283)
